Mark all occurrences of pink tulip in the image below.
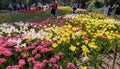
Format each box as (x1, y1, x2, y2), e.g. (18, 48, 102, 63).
(6, 42, 16, 47)
(40, 48, 49, 53)
(18, 59, 26, 67)
(58, 52, 63, 56)
(15, 48, 21, 52)
(27, 57, 35, 63)
(13, 34, 17, 37)
(67, 62, 75, 69)
(0, 39, 4, 44)
(23, 47, 29, 51)
(0, 47, 5, 55)
(48, 48, 54, 52)
(101, 35, 106, 40)
(28, 46, 36, 49)
(49, 58, 56, 63)
(42, 41, 51, 47)
(28, 41, 32, 45)
(52, 64, 59, 69)
(34, 54, 41, 59)
(3, 49, 13, 57)
(32, 50, 37, 55)
(21, 53, 28, 58)
(0, 58, 6, 64)
(54, 55, 60, 60)
(33, 62, 45, 69)
(35, 45, 43, 50)
(49, 41, 54, 44)
(6, 65, 19, 69)
(42, 59, 48, 64)
(33, 40, 41, 46)
(0, 44, 6, 47)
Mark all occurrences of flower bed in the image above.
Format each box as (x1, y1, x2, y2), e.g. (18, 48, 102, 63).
(18, 10, 43, 13)
(58, 6, 72, 12)
(0, 13, 120, 69)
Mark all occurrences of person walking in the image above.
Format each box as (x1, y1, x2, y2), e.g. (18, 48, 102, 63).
(50, 0, 57, 19)
(111, 2, 119, 17)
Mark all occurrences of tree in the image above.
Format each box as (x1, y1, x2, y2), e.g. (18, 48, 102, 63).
(0, 0, 9, 10)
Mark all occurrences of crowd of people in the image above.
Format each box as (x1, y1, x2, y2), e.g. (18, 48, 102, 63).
(104, 2, 119, 17)
(8, 2, 50, 12)
(7, 0, 58, 19)
(7, 1, 119, 19)
(71, 1, 120, 17)
(8, 2, 27, 12)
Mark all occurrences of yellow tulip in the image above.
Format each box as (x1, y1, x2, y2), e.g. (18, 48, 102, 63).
(69, 45, 76, 52)
(72, 33, 76, 40)
(81, 45, 90, 56)
(45, 36, 50, 41)
(77, 42, 80, 46)
(84, 40, 89, 45)
(52, 43, 58, 48)
(80, 66, 87, 69)
(57, 40, 62, 44)
(88, 43, 98, 49)
(107, 35, 112, 40)
(27, 35, 32, 41)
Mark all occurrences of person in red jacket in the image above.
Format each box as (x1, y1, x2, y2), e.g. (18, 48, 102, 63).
(50, 0, 57, 19)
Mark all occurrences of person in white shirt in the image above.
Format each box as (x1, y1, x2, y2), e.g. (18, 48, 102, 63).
(8, 4, 14, 12)
(30, 3, 36, 10)
(16, 3, 20, 10)
(21, 3, 25, 9)
(104, 4, 110, 15)
(72, 2, 78, 13)
(37, 2, 42, 10)
(46, 3, 49, 10)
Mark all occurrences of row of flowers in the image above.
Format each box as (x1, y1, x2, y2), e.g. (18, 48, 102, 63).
(0, 12, 120, 69)
(0, 17, 81, 69)
(18, 10, 43, 13)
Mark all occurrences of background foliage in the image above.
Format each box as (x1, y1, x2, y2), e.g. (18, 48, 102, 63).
(0, 0, 120, 13)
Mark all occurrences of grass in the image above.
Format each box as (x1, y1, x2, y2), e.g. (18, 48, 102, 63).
(0, 9, 74, 23)
(7, 11, 51, 22)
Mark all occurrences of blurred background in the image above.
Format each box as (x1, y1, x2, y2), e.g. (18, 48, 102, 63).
(0, 0, 120, 14)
